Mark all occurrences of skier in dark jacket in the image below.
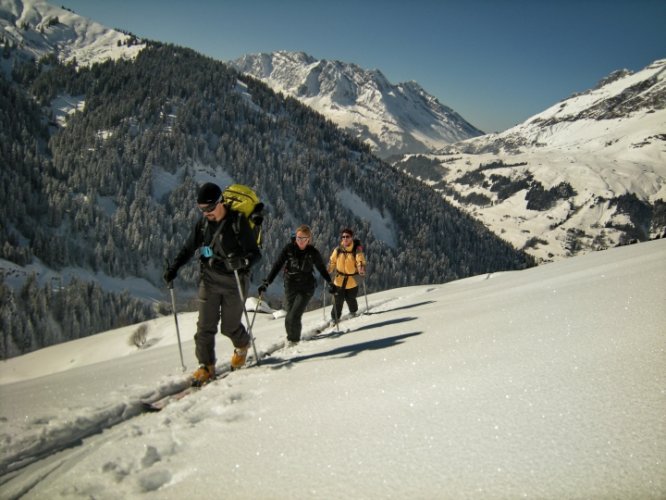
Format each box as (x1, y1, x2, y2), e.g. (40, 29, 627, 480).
(163, 182, 261, 385)
(258, 224, 335, 344)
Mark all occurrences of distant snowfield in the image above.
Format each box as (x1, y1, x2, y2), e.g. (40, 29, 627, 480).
(0, 0, 145, 67)
(49, 93, 85, 127)
(150, 164, 234, 202)
(431, 123, 666, 262)
(405, 59, 666, 263)
(1, 239, 664, 499)
(337, 188, 397, 247)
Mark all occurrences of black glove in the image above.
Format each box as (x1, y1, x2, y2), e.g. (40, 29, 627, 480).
(163, 266, 178, 284)
(327, 282, 337, 295)
(226, 256, 249, 271)
(258, 280, 269, 295)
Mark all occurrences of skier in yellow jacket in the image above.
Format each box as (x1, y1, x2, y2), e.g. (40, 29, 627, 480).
(328, 228, 366, 322)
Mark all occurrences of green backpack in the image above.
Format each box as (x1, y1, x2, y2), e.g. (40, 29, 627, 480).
(223, 184, 265, 247)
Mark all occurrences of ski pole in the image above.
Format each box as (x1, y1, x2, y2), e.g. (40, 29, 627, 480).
(322, 278, 327, 320)
(331, 285, 340, 331)
(233, 269, 261, 366)
(362, 274, 369, 313)
(249, 293, 263, 333)
(168, 281, 187, 373)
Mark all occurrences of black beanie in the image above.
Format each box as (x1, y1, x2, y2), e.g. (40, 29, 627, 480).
(197, 182, 222, 204)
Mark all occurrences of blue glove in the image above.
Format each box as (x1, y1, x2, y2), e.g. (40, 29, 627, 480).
(258, 280, 269, 295)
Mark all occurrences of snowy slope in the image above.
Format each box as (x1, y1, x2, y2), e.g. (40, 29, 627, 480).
(396, 59, 666, 262)
(1, 239, 664, 499)
(230, 51, 484, 158)
(0, 0, 145, 71)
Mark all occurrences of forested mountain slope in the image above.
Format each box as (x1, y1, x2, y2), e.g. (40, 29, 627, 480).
(1, 43, 533, 357)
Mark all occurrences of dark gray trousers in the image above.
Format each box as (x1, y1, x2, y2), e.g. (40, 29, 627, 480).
(332, 285, 359, 321)
(195, 268, 250, 366)
(284, 285, 314, 342)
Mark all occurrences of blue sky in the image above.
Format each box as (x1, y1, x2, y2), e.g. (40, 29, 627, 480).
(61, 0, 665, 133)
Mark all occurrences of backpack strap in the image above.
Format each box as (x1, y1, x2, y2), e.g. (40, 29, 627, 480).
(205, 219, 228, 261)
(202, 210, 242, 260)
(334, 245, 358, 277)
(352, 238, 362, 257)
(210, 219, 226, 246)
(335, 238, 364, 276)
(232, 210, 241, 238)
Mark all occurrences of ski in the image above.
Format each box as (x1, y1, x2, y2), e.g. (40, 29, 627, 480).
(142, 386, 200, 412)
(314, 324, 349, 335)
(310, 327, 351, 340)
(141, 371, 231, 412)
(313, 312, 361, 334)
(314, 318, 346, 334)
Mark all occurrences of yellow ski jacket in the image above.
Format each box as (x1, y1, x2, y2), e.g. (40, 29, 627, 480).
(328, 241, 366, 289)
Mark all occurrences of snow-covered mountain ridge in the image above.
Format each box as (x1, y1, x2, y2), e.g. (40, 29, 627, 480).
(395, 58, 666, 262)
(0, 0, 144, 72)
(1, 1, 535, 360)
(230, 51, 484, 158)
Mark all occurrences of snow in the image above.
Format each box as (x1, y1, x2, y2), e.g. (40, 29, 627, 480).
(49, 93, 85, 127)
(0, 0, 145, 68)
(434, 110, 666, 261)
(231, 51, 482, 157)
(1, 239, 665, 498)
(337, 188, 397, 248)
(408, 58, 666, 263)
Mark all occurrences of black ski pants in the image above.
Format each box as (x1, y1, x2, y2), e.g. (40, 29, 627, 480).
(195, 268, 250, 366)
(331, 285, 359, 321)
(284, 284, 314, 342)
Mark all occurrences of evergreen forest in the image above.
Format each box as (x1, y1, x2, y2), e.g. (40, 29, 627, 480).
(0, 43, 534, 358)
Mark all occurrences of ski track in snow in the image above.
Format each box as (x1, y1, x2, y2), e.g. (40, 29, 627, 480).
(0, 242, 664, 499)
(0, 294, 406, 477)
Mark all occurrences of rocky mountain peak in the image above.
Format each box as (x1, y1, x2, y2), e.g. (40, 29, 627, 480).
(230, 50, 483, 158)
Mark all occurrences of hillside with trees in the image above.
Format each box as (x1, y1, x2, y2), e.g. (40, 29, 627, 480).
(0, 43, 534, 358)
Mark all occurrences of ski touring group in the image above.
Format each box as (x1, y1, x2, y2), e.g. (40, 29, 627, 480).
(164, 182, 367, 387)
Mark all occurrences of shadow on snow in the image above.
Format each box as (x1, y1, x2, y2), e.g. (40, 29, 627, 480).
(264, 328, 423, 369)
(365, 300, 436, 315)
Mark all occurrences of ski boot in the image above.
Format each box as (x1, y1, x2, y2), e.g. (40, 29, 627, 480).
(230, 346, 248, 370)
(191, 364, 215, 387)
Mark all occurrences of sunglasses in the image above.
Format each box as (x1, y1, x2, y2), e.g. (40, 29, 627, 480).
(296, 236, 309, 241)
(341, 235, 352, 239)
(199, 199, 220, 213)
